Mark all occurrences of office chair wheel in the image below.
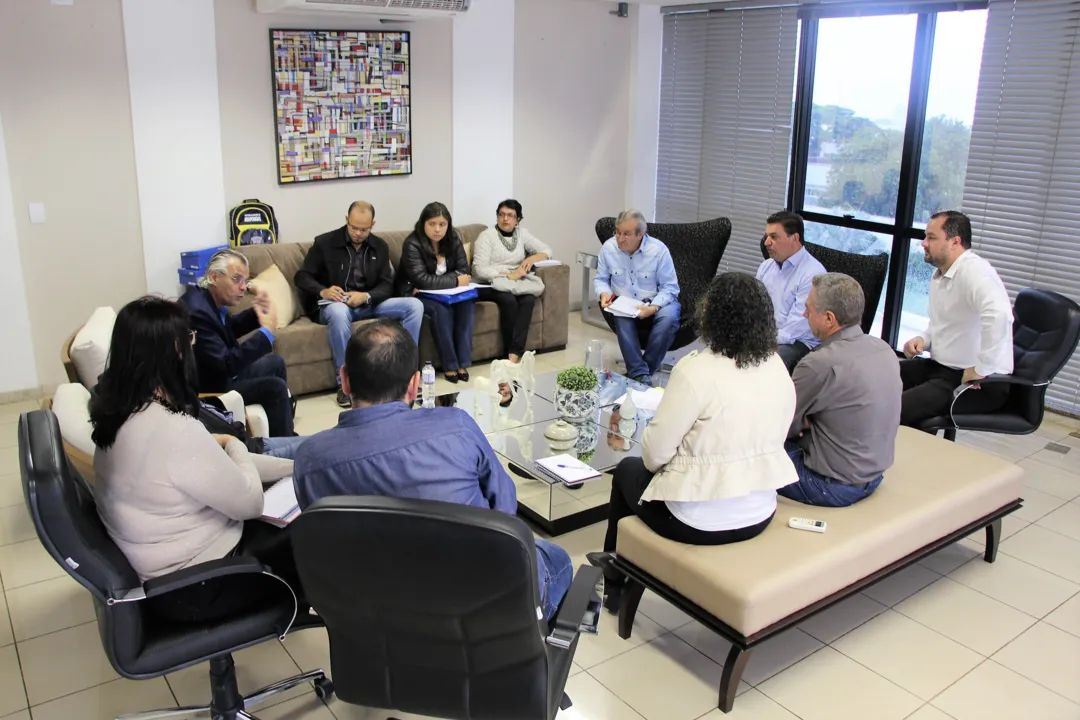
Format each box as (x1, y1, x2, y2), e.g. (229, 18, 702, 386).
(313, 677, 335, 701)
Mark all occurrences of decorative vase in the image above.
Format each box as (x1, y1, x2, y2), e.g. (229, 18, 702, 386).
(555, 385, 600, 422)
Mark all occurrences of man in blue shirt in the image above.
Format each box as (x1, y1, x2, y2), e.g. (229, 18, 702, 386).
(293, 319, 574, 621)
(756, 211, 826, 373)
(594, 209, 681, 383)
(181, 248, 294, 436)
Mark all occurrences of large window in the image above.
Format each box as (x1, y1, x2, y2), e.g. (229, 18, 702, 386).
(788, 3, 988, 349)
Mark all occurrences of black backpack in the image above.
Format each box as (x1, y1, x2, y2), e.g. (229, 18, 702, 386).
(228, 199, 279, 246)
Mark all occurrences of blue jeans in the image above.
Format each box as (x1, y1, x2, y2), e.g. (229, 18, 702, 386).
(779, 441, 882, 507)
(319, 298, 423, 386)
(261, 436, 306, 459)
(611, 301, 681, 380)
(417, 296, 475, 371)
(534, 537, 573, 622)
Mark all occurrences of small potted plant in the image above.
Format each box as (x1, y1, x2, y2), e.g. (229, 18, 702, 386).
(554, 366, 600, 422)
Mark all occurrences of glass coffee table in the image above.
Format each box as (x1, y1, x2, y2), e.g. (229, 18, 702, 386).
(415, 369, 657, 535)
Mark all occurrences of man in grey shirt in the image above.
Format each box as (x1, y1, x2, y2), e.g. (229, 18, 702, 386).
(780, 273, 902, 507)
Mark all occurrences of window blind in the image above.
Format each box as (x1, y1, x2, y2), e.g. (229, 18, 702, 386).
(655, 8, 798, 275)
(962, 0, 1080, 412)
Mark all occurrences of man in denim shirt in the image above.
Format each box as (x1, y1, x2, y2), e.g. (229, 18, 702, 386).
(594, 209, 681, 383)
(756, 211, 826, 373)
(292, 319, 574, 621)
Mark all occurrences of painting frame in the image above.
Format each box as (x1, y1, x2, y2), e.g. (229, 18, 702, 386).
(269, 28, 413, 185)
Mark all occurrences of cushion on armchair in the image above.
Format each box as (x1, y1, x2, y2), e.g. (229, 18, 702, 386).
(69, 307, 117, 389)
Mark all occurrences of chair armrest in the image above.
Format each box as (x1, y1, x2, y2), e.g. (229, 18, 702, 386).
(246, 404, 270, 438)
(546, 565, 603, 650)
(951, 373, 1042, 400)
(139, 556, 269, 600)
(217, 390, 247, 419)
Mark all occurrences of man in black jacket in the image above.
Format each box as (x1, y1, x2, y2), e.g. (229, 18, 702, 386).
(295, 201, 423, 407)
(180, 248, 295, 436)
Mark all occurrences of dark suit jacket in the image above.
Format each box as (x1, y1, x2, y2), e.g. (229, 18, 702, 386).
(293, 226, 395, 320)
(180, 286, 272, 393)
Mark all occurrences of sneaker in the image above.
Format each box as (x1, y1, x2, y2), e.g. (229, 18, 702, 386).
(335, 389, 350, 408)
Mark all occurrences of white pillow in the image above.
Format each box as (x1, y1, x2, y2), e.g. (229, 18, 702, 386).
(51, 383, 94, 459)
(247, 264, 297, 330)
(69, 307, 116, 389)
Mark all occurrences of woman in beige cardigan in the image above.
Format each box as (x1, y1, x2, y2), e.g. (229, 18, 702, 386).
(588, 273, 798, 611)
(90, 296, 296, 623)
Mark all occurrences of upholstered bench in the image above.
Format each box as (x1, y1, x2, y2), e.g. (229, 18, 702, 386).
(611, 426, 1024, 713)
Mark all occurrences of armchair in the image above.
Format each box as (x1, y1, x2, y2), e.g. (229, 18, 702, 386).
(914, 288, 1080, 441)
(291, 495, 603, 720)
(17, 409, 331, 720)
(594, 217, 731, 352)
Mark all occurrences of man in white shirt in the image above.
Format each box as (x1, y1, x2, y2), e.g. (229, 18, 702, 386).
(900, 211, 1013, 427)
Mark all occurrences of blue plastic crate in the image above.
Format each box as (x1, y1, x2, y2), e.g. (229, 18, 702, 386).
(178, 268, 201, 287)
(180, 245, 228, 271)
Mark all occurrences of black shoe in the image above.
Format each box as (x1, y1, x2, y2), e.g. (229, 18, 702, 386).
(335, 389, 350, 408)
(459, 368, 470, 382)
(631, 374, 653, 386)
(445, 372, 459, 384)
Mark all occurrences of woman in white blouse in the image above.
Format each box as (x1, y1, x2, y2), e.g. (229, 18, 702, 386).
(90, 297, 296, 622)
(588, 273, 798, 611)
(472, 200, 552, 363)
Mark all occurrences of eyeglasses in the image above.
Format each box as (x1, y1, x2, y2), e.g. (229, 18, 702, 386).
(228, 274, 248, 286)
(497, 212, 518, 220)
(616, 230, 641, 239)
(347, 223, 373, 234)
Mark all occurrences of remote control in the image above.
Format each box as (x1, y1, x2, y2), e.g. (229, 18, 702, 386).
(788, 517, 827, 533)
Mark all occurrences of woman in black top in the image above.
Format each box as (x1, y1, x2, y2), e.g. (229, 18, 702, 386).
(399, 202, 476, 382)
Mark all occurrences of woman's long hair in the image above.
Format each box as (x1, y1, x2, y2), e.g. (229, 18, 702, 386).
(413, 201, 456, 247)
(89, 296, 200, 449)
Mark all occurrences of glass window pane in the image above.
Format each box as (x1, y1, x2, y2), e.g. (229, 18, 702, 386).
(914, 9, 988, 224)
(803, 15, 917, 223)
(803, 221, 891, 337)
(898, 238, 934, 351)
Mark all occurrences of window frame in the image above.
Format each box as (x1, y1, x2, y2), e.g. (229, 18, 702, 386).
(785, 1, 988, 347)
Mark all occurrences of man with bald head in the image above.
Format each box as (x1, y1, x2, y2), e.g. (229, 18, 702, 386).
(296, 201, 423, 407)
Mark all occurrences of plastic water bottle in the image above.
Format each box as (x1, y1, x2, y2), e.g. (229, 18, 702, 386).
(421, 362, 436, 408)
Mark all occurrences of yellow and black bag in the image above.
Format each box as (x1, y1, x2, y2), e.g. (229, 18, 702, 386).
(228, 198, 279, 246)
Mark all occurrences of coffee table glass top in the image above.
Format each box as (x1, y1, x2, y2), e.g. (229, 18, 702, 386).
(530, 369, 651, 407)
(411, 385, 559, 434)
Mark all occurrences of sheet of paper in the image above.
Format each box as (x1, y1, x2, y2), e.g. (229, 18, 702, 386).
(532, 259, 561, 267)
(535, 454, 601, 485)
(263, 477, 299, 523)
(614, 387, 665, 413)
(604, 295, 643, 318)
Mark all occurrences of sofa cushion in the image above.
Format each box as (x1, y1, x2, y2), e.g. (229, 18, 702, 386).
(69, 307, 116, 388)
(248, 263, 298, 329)
(616, 426, 1023, 637)
(52, 383, 94, 458)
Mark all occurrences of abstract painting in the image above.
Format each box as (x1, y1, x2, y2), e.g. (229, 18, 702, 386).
(270, 29, 411, 184)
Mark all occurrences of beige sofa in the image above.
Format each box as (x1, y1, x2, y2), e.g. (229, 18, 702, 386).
(610, 426, 1024, 713)
(235, 223, 570, 396)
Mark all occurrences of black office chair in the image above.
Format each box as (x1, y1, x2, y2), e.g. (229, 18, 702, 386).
(915, 288, 1080, 441)
(18, 409, 332, 720)
(595, 216, 731, 352)
(292, 496, 603, 720)
(759, 236, 889, 335)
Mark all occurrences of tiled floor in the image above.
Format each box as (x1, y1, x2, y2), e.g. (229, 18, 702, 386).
(2, 314, 1079, 719)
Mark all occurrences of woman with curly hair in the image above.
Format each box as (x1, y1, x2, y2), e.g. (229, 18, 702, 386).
(588, 272, 798, 612)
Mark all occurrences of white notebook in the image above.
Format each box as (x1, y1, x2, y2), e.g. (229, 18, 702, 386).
(535, 454, 601, 486)
(532, 259, 562, 267)
(262, 477, 300, 528)
(604, 295, 642, 318)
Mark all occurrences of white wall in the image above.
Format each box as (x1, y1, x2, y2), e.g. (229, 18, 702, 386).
(215, 1, 454, 241)
(514, 0, 637, 305)
(626, 4, 663, 219)
(453, 0, 516, 224)
(123, 0, 228, 298)
(0, 0, 146, 391)
(0, 110, 38, 395)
